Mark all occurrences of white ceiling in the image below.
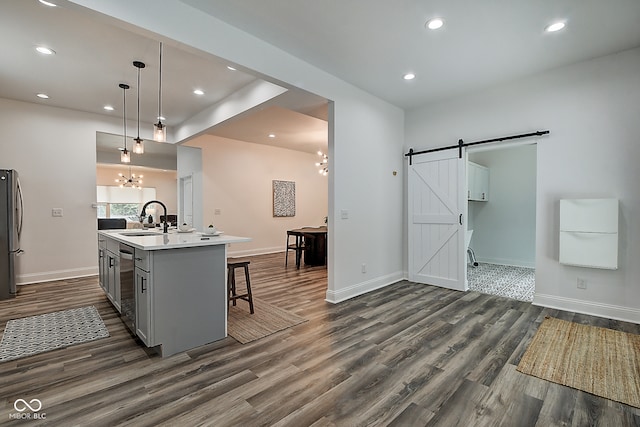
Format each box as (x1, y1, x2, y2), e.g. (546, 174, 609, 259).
(184, 0, 640, 109)
(3, 0, 639, 155)
(0, 0, 327, 154)
(0, 1, 259, 127)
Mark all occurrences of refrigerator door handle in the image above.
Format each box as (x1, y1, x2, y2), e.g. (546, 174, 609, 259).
(16, 177, 23, 241)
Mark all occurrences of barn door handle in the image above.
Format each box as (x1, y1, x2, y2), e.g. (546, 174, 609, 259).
(459, 214, 463, 225)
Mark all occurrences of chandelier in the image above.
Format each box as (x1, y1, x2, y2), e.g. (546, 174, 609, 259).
(116, 167, 143, 189)
(316, 151, 328, 176)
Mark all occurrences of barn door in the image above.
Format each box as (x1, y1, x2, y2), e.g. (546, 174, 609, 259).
(408, 150, 466, 291)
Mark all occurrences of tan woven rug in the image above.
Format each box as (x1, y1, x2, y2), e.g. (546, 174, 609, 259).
(517, 316, 640, 408)
(227, 298, 307, 344)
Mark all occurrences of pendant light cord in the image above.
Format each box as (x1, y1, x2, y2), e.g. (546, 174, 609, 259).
(158, 42, 163, 121)
(122, 85, 127, 148)
(137, 64, 140, 138)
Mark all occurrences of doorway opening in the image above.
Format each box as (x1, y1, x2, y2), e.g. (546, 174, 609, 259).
(466, 142, 537, 302)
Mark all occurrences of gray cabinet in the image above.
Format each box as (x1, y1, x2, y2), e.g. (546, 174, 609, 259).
(134, 267, 151, 345)
(468, 161, 489, 201)
(98, 237, 107, 292)
(101, 236, 121, 312)
(97, 232, 232, 357)
(134, 249, 152, 346)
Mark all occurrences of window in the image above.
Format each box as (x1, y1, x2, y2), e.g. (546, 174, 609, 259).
(96, 186, 156, 220)
(109, 203, 141, 218)
(96, 203, 107, 219)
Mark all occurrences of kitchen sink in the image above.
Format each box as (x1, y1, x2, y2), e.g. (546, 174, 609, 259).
(119, 232, 159, 237)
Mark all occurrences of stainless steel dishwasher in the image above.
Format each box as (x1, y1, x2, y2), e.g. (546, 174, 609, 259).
(119, 243, 135, 334)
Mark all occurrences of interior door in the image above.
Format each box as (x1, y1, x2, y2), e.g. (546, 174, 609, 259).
(408, 149, 466, 291)
(179, 175, 193, 227)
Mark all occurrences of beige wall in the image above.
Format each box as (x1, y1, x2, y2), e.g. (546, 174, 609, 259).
(95, 165, 178, 214)
(187, 135, 328, 256)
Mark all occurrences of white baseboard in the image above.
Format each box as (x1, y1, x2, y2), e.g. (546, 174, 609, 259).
(227, 246, 283, 257)
(18, 267, 98, 285)
(17, 248, 285, 286)
(325, 271, 404, 304)
(476, 257, 535, 269)
(533, 293, 640, 324)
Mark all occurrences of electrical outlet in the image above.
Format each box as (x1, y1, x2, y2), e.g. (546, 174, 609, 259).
(52, 208, 63, 217)
(214, 209, 221, 215)
(341, 209, 349, 219)
(577, 278, 587, 289)
(361, 263, 366, 273)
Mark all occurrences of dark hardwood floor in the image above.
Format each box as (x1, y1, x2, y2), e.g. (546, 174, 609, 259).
(1, 253, 639, 426)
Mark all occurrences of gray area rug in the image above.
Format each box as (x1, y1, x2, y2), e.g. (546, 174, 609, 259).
(467, 262, 535, 302)
(0, 306, 109, 362)
(228, 298, 307, 344)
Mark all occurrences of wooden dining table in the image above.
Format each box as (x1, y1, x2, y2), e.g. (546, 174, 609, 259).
(287, 226, 327, 267)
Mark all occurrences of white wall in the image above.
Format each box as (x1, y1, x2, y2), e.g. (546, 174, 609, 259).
(0, 98, 129, 284)
(68, 0, 406, 303)
(187, 135, 328, 256)
(468, 145, 536, 268)
(406, 47, 640, 323)
(96, 166, 178, 214)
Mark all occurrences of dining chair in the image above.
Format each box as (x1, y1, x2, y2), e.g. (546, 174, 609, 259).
(285, 231, 306, 269)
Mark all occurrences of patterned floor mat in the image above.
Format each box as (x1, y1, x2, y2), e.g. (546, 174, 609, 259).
(467, 263, 535, 302)
(0, 306, 109, 362)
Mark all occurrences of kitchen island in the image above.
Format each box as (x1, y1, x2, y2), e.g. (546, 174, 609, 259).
(97, 229, 250, 357)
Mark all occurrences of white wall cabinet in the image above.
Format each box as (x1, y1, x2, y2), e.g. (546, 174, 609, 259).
(468, 161, 489, 201)
(559, 198, 618, 269)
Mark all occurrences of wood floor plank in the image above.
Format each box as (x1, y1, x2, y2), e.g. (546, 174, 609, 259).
(1, 252, 638, 425)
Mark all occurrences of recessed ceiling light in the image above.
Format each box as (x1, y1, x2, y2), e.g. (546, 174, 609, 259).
(545, 21, 566, 32)
(227, 66, 237, 71)
(36, 93, 49, 99)
(403, 73, 416, 81)
(38, 0, 57, 6)
(35, 46, 55, 55)
(193, 89, 204, 95)
(103, 105, 114, 111)
(268, 134, 276, 138)
(426, 18, 444, 30)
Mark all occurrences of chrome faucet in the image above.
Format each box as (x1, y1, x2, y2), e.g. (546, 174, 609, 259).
(140, 200, 168, 233)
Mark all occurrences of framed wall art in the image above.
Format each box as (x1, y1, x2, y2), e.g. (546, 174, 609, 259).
(273, 180, 296, 217)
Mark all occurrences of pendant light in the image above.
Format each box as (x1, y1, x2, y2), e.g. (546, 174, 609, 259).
(133, 61, 145, 154)
(153, 42, 167, 142)
(119, 83, 131, 163)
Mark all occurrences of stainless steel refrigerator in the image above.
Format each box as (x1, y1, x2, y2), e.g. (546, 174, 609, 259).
(0, 169, 23, 300)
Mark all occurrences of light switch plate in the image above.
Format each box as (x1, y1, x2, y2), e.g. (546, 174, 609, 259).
(340, 209, 349, 219)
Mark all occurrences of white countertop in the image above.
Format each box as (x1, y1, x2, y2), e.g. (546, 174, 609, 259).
(98, 229, 251, 250)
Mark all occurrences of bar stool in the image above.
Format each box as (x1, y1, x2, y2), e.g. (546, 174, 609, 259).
(227, 259, 254, 314)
